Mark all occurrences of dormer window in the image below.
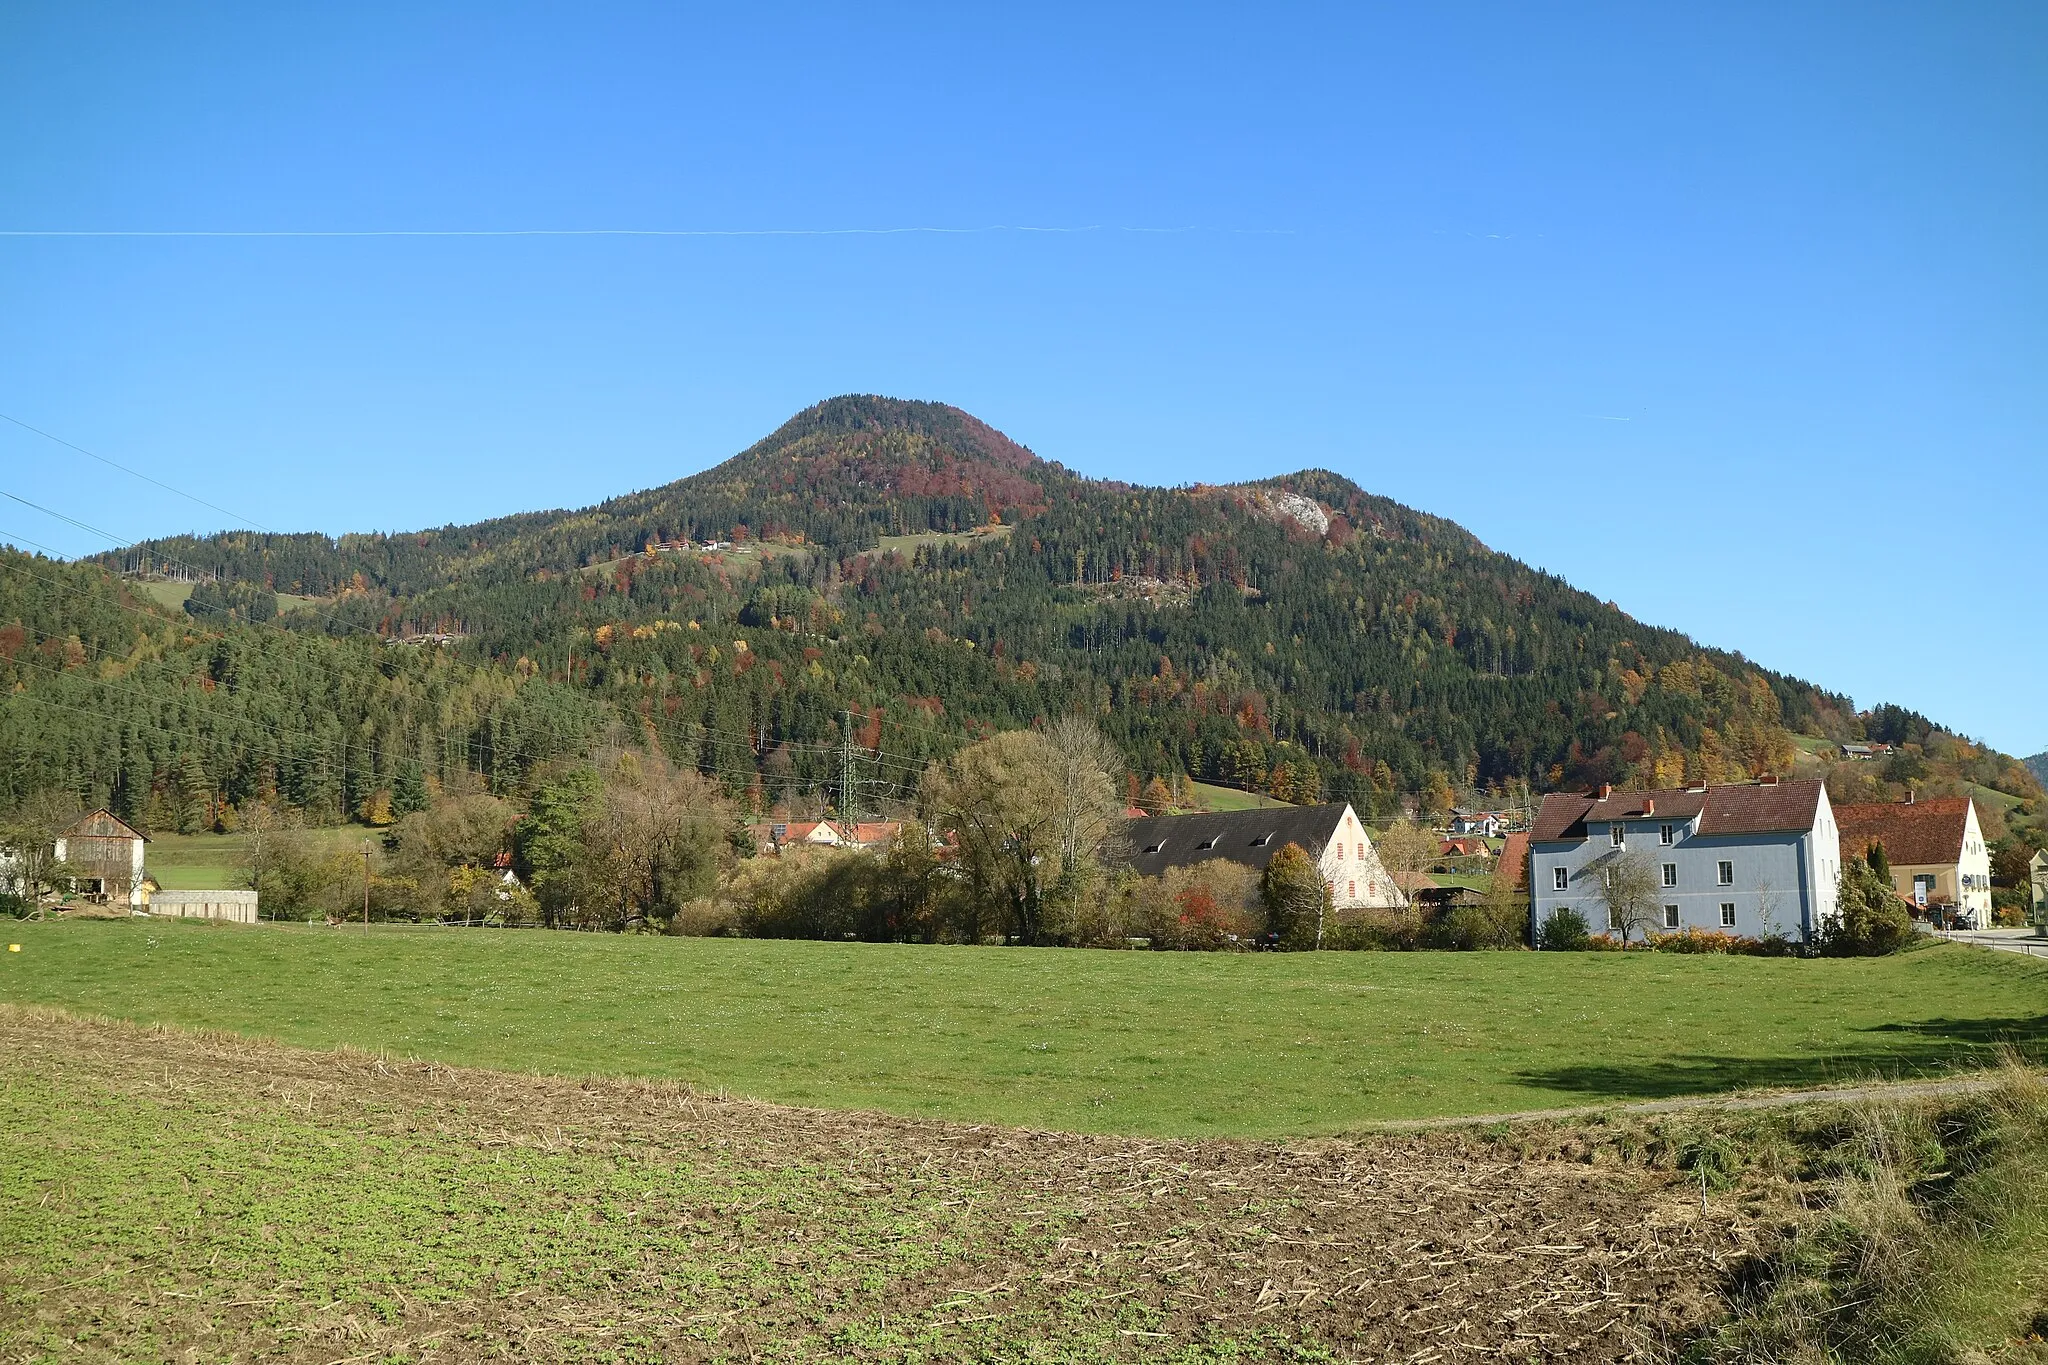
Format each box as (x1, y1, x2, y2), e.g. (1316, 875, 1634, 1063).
(1197, 837, 1218, 851)
(1250, 832, 1275, 847)
(1144, 839, 1167, 854)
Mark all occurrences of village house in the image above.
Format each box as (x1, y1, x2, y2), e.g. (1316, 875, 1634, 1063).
(1529, 778, 1841, 943)
(1834, 795, 1993, 926)
(749, 819, 905, 856)
(54, 809, 151, 908)
(1437, 836, 1492, 860)
(1448, 810, 1505, 838)
(1119, 802, 1406, 909)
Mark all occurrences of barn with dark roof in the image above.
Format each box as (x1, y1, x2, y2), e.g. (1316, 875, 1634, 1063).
(1117, 802, 1406, 909)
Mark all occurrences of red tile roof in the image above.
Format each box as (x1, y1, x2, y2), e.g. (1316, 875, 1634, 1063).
(1835, 798, 1971, 868)
(1497, 832, 1530, 891)
(1532, 780, 1824, 842)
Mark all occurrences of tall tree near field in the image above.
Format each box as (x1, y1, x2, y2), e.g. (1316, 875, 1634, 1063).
(1261, 842, 1331, 949)
(926, 729, 1109, 945)
(577, 750, 730, 931)
(1372, 820, 1438, 898)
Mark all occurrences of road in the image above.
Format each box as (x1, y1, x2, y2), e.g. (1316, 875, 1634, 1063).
(1940, 927, 2048, 958)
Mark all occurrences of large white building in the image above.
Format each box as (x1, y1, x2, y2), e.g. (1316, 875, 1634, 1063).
(1529, 779, 1840, 942)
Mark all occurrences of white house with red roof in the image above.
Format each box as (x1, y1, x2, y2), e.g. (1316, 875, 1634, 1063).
(1529, 778, 1841, 943)
(1834, 795, 1991, 925)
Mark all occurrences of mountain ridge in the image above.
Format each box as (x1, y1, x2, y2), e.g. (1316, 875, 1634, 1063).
(6, 395, 2033, 829)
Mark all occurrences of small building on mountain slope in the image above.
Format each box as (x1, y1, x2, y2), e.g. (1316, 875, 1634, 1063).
(1118, 802, 1406, 909)
(1529, 779, 1841, 943)
(1834, 795, 1992, 925)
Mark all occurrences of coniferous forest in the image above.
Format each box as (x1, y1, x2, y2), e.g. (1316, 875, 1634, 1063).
(3, 395, 2039, 832)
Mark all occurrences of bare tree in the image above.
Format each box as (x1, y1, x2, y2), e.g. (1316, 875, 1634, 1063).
(1754, 875, 1785, 941)
(1371, 820, 1437, 903)
(1593, 848, 1663, 943)
(1043, 715, 1127, 878)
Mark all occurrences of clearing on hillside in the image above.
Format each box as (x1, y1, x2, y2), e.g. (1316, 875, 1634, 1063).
(1, 1007, 1754, 1363)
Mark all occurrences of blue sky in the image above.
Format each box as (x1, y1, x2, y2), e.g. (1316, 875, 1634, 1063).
(2, 3, 2043, 756)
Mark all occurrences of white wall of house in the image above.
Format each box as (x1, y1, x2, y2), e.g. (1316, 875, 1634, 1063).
(1531, 791, 1838, 942)
(1318, 805, 1406, 909)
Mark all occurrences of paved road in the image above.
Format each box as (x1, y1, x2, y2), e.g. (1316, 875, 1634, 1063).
(1374, 1073, 2009, 1131)
(1940, 928, 2048, 959)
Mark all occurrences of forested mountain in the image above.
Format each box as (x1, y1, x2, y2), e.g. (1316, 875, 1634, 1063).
(6, 395, 2038, 829)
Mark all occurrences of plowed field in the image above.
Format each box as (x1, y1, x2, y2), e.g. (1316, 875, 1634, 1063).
(2, 1007, 1763, 1363)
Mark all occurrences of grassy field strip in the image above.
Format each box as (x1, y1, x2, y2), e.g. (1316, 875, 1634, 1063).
(143, 826, 371, 890)
(0, 1008, 1750, 1364)
(3, 924, 2043, 1136)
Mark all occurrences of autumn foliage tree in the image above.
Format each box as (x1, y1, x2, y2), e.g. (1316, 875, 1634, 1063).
(1261, 843, 1332, 950)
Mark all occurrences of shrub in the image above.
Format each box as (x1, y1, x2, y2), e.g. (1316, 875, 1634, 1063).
(1731, 933, 1800, 958)
(1650, 927, 1747, 954)
(1536, 907, 1592, 950)
(1327, 908, 1423, 951)
(1132, 862, 1260, 950)
(1432, 901, 1527, 950)
(0, 890, 29, 919)
(1823, 857, 1915, 956)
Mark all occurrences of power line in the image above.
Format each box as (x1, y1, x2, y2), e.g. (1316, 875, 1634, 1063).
(0, 525, 78, 561)
(0, 411, 276, 533)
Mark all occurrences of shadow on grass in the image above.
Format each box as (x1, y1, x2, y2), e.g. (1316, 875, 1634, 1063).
(1513, 1015, 2048, 1101)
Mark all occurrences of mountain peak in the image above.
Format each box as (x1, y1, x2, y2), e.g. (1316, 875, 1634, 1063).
(741, 395, 1043, 472)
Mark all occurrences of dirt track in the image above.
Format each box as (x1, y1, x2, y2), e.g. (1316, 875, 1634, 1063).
(2, 1007, 1765, 1363)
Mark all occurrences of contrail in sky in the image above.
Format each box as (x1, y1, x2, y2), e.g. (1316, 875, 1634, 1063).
(0, 225, 1292, 238)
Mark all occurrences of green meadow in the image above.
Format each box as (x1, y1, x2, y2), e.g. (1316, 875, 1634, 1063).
(4, 922, 2042, 1136)
(142, 825, 372, 890)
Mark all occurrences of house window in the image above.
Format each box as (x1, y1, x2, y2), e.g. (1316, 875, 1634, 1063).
(1721, 903, 1737, 928)
(1552, 866, 1568, 891)
(1663, 905, 1680, 929)
(1608, 908, 1625, 930)
(1348, 880, 1356, 899)
(1660, 823, 1674, 846)
(1661, 863, 1678, 887)
(1717, 860, 1734, 886)
(1356, 842, 1364, 860)
(1611, 824, 1625, 847)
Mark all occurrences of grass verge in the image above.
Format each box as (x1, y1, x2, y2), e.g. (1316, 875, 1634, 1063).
(1676, 1059, 2048, 1364)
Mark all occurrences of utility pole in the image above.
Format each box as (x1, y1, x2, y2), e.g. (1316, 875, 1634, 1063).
(361, 839, 372, 934)
(839, 711, 858, 835)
